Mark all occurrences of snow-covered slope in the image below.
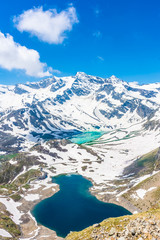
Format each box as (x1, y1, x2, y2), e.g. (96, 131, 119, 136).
(0, 72, 160, 152)
(0, 73, 160, 239)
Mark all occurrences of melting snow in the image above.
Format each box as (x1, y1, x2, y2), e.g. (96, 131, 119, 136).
(136, 187, 157, 199)
(24, 194, 40, 201)
(0, 198, 22, 224)
(0, 229, 12, 238)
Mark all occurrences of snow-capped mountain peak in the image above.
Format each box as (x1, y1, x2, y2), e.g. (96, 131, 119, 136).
(0, 73, 160, 152)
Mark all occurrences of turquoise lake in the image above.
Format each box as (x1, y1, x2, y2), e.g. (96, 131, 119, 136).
(31, 175, 131, 238)
(69, 131, 105, 144)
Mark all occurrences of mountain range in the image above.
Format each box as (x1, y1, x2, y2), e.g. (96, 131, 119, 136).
(0, 73, 160, 239)
(0, 72, 160, 153)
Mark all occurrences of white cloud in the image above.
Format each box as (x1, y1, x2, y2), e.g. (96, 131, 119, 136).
(97, 56, 104, 61)
(94, 8, 100, 16)
(0, 32, 51, 77)
(93, 31, 102, 38)
(14, 6, 79, 44)
(53, 69, 61, 74)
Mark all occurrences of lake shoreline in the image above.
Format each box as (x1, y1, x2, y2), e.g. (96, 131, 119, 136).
(89, 185, 140, 215)
(18, 181, 63, 240)
(0, 170, 139, 240)
(17, 173, 137, 240)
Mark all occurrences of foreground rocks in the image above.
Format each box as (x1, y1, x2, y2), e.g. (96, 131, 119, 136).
(90, 217, 160, 239)
(66, 209, 160, 240)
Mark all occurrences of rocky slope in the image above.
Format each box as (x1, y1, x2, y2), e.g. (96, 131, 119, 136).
(66, 209, 160, 240)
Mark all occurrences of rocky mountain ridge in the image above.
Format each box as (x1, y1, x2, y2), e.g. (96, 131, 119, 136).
(0, 73, 160, 152)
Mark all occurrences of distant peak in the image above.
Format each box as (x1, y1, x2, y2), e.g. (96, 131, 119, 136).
(76, 72, 88, 77)
(108, 75, 123, 83)
(110, 75, 117, 79)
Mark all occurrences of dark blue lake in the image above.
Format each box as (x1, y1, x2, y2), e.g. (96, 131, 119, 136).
(31, 175, 131, 238)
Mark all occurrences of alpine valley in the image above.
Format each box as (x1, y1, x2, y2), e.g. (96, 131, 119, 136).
(0, 72, 160, 240)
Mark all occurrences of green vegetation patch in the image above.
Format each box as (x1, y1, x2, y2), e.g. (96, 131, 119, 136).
(0, 169, 41, 197)
(0, 152, 40, 185)
(0, 184, 18, 195)
(0, 212, 21, 238)
(13, 169, 41, 186)
(137, 148, 159, 168)
(10, 194, 22, 202)
(23, 184, 30, 190)
(123, 147, 160, 180)
(0, 153, 18, 162)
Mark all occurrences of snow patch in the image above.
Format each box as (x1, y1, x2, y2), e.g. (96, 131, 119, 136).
(136, 187, 157, 199)
(0, 229, 12, 238)
(0, 198, 22, 224)
(24, 194, 40, 201)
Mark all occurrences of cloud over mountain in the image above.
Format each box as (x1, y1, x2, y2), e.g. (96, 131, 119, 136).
(0, 32, 51, 77)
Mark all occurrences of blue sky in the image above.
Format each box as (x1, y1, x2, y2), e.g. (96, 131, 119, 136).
(0, 0, 160, 84)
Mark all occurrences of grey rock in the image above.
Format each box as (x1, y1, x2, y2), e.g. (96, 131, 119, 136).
(109, 227, 116, 236)
(93, 223, 101, 228)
